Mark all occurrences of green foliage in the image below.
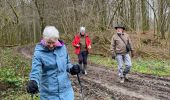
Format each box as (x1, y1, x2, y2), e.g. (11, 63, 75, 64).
(89, 55, 117, 69)
(0, 68, 24, 87)
(132, 58, 170, 76)
(5, 94, 40, 100)
(0, 47, 31, 99)
(0, 48, 31, 71)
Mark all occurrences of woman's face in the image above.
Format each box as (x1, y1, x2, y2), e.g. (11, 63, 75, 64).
(45, 38, 57, 50)
(80, 32, 85, 36)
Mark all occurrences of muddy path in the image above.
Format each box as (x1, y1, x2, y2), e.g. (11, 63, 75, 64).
(18, 46, 170, 100)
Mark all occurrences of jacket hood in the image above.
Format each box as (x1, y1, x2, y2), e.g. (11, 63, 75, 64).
(35, 40, 64, 52)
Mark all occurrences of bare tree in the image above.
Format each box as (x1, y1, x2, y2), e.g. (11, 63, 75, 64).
(0, 0, 170, 48)
(141, 0, 149, 33)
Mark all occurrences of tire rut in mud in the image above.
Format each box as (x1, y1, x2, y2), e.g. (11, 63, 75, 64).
(82, 65, 170, 100)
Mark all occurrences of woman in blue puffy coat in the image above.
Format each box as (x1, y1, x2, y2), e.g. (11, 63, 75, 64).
(26, 26, 80, 100)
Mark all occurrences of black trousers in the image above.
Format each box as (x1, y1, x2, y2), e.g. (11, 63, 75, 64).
(78, 51, 88, 65)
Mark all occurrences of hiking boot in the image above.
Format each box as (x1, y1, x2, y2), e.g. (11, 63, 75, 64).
(82, 70, 87, 75)
(81, 70, 85, 74)
(124, 76, 128, 81)
(84, 70, 87, 75)
(120, 77, 124, 83)
(82, 64, 87, 75)
(123, 74, 129, 81)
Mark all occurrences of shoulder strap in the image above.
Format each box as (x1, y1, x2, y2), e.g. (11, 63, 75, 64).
(118, 34, 128, 46)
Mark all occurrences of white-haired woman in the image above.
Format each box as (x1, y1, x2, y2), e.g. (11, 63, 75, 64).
(26, 26, 80, 100)
(72, 27, 91, 75)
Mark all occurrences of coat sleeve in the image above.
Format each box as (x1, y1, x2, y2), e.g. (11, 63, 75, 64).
(110, 35, 116, 54)
(87, 37, 91, 46)
(72, 36, 77, 47)
(63, 45, 73, 73)
(29, 51, 42, 87)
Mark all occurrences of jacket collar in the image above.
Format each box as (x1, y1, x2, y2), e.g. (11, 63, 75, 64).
(78, 32, 88, 37)
(38, 39, 64, 52)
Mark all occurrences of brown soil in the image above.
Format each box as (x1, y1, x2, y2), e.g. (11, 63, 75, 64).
(0, 82, 9, 91)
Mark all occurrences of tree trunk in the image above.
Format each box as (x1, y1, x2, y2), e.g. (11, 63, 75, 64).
(141, 0, 149, 33)
(129, 0, 136, 30)
(34, 0, 46, 34)
(158, 0, 166, 39)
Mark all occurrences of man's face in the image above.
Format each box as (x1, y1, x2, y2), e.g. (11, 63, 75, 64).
(45, 38, 57, 50)
(116, 28, 124, 33)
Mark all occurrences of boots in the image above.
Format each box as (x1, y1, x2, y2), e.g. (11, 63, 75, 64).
(84, 64, 87, 75)
(120, 77, 124, 83)
(123, 71, 129, 81)
(82, 64, 87, 75)
(79, 64, 83, 74)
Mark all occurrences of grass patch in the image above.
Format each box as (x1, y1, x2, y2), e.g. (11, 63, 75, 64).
(132, 58, 170, 76)
(0, 68, 24, 87)
(88, 55, 117, 69)
(0, 48, 31, 99)
(87, 54, 170, 76)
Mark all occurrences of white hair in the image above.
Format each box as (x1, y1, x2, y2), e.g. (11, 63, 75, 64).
(80, 27, 85, 33)
(43, 26, 59, 40)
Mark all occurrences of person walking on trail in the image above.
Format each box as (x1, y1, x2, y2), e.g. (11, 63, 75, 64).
(72, 27, 92, 75)
(110, 25, 134, 83)
(26, 26, 81, 100)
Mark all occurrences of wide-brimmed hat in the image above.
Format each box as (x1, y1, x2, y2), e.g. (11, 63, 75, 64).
(114, 25, 125, 30)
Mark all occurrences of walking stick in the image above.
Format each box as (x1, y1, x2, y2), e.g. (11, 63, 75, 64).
(77, 74, 84, 100)
(31, 93, 34, 100)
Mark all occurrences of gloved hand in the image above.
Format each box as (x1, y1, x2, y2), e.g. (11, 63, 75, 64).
(26, 80, 38, 94)
(75, 44, 80, 48)
(88, 45, 91, 49)
(70, 64, 81, 75)
(131, 50, 135, 58)
(112, 53, 116, 59)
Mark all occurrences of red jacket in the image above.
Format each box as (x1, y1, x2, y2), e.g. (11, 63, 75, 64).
(72, 33, 91, 54)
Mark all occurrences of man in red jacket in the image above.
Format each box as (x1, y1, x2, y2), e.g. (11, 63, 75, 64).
(72, 27, 91, 75)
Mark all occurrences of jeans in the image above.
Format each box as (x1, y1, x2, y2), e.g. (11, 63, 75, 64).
(116, 53, 132, 77)
(78, 51, 88, 65)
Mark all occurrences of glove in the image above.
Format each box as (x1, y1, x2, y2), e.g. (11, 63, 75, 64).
(88, 45, 91, 49)
(70, 64, 81, 75)
(131, 50, 135, 58)
(26, 80, 38, 94)
(112, 53, 116, 59)
(75, 44, 80, 48)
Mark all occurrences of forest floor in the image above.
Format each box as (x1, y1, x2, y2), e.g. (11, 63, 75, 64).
(15, 45, 170, 100)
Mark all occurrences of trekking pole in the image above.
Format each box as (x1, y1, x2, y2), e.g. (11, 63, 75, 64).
(77, 74, 84, 100)
(31, 93, 34, 100)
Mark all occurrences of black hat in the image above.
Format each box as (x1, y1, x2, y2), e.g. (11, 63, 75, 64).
(114, 25, 125, 30)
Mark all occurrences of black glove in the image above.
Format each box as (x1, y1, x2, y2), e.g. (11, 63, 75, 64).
(70, 64, 81, 75)
(112, 54, 116, 59)
(26, 80, 38, 94)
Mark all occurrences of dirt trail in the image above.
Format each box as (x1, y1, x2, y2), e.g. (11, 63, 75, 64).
(19, 46, 170, 100)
